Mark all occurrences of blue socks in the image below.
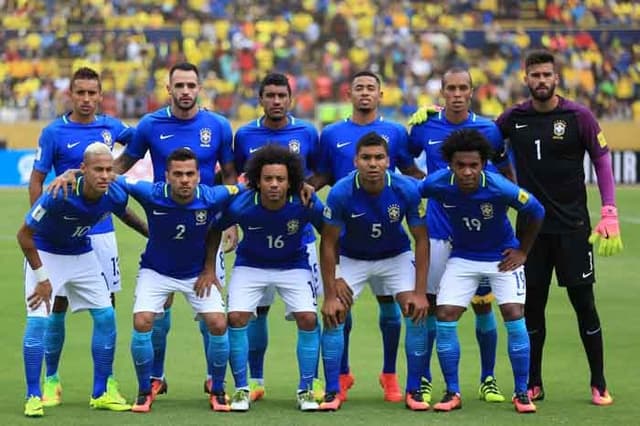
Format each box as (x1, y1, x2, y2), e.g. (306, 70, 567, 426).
(44, 311, 66, 378)
(322, 323, 344, 393)
(229, 325, 249, 389)
(424, 315, 437, 381)
(207, 332, 229, 394)
(475, 311, 498, 381)
(436, 320, 460, 393)
(199, 318, 212, 378)
(151, 308, 171, 379)
(404, 317, 428, 392)
(505, 318, 530, 394)
(339, 311, 352, 374)
(89, 307, 116, 398)
(131, 330, 153, 394)
(379, 301, 401, 374)
(297, 325, 320, 391)
(23, 317, 47, 397)
(247, 313, 268, 380)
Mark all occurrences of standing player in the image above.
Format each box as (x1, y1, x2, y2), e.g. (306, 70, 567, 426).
(123, 148, 240, 413)
(113, 62, 237, 395)
(408, 67, 514, 403)
(28, 67, 134, 407)
(319, 132, 429, 411)
(417, 129, 545, 414)
(232, 73, 321, 401)
(496, 50, 622, 405)
(18, 143, 147, 417)
(310, 71, 424, 402)
(211, 144, 324, 412)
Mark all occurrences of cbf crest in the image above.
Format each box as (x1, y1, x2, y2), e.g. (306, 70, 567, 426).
(286, 219, 300, 235)
(200, 128, 212, 147)
(101, 130, 113, 147)
(195, 209, 208, 225)
(387, 203, 401, 222)
(552, 120, 566, 140)
(480, 203, 494, 220)
(288, 139, 300, 154)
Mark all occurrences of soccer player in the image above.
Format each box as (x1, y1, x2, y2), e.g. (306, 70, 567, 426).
(232, 73, 322, 401)
(319, 132, 429, 411)
(496, 50, 622, 405)
(310, 71, 424, 402)
(211, 144, 324, 412)
(113, 62, 237, 395)
(123, 148, 240, 413)
(28, 67, 134, 407)
(18, 143, 147, 417)
(408, 67, 514, 403)
(417, 128, 545, 414)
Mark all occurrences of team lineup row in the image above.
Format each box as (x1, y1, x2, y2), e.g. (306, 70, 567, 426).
(19, 49, 623, 417)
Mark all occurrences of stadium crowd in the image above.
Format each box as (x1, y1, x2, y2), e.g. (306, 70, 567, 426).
(1, 0, 639, 123)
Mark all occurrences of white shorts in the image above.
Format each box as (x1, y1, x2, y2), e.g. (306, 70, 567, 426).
(24, 251, 112, 317)
(340, 251, 415, 300)
(427, 238, 452, 295)
(90, 232, 121, 293)
(133, 268, 225, 317)
(227, 266, 317, 320)
(255, 242, 321, 306)
(437, 257, 526, 307)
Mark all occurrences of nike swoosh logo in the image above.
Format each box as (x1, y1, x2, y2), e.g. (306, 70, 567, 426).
(350, 212, 366, 218)
(442, 204, 456, 208)
(515, 123, 528, 129)
(582, 271, 593, 278)
(248, 226, 263, 230)
(160, 134, 174, 140)
(337, 142, 352, 148)
(249, 147, 262, 153)
(427, 139, 443, 145)
(152, 210, 168, 215)
(63, 216, 79, 220)
(67, 142, 81, 148)
(585, 327, 601, 336)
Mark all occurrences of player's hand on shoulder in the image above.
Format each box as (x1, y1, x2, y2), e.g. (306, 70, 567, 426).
(407, 104, 443, 126)
(47, 169, 80, 199)
(498, 248, 527, 272)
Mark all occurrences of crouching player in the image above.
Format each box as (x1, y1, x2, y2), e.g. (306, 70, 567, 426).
(417, 129, 545, 413)
(210, 144, 325, 412)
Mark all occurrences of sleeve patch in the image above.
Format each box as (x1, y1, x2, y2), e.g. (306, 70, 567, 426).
(517, 189, 530, 205)
(323, 206, 332, 219)
(597, 131, 607, 148)
(35, 147, 41, 161)
(31, 204, 47, 222)
(224, 185, 239, 195)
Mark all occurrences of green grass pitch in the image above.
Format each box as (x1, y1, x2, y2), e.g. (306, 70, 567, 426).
(0, 186, 639, 425)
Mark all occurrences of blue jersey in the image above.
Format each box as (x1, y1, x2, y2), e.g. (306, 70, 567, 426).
(120, 176, 240, 279)
(124, 106, 233, 185)
(317, 117, 413, 183)
(233, 115, 320, 244)
(25, 177, 129, 255)
(323, 171, 425, 260)
(409, 110, 509, 241)
(418, 169, 544, 262)
(33, 113, 133, 234)
(215, 191, 325, 270)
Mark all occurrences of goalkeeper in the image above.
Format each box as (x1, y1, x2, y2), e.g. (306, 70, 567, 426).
(409, 49, 621, 406)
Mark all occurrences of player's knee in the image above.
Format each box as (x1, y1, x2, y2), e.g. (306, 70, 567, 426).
(499, 303, 524, 322)
(294, 312, 317, 331)
(256, 305, 270, 316)
(204, 313, 227, 335)
(435, 305, 464, 322)
(567, 285, 596, 313)
(228, 311, 251, 328)
(52, 296, 69, 313)
(89, 307, 116, 330)
(134, 312, 155, 332)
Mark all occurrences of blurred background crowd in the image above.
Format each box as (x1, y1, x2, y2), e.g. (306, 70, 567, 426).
(1, 0, 639, 125)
